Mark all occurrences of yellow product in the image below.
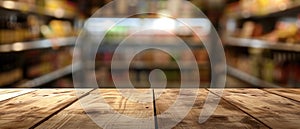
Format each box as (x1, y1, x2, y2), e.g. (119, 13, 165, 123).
(62, 21, 73, 36)
(45, 0, 76, 17)
(0, 30, 3, 44)
(256, 0, 270, 15)
(277, 23, 298, 40)
(49, 20, 65, 37)
(48, 20, 73, 37)
(0, 30, 15, 44)
(0, 68, 22, 86)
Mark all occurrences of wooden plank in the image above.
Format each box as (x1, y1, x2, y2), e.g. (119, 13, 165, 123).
(209, 89, 300, 129)
(0, 89, 92, 129)
(36, 89, 155, 129)
(265, 89, 300, 102)
(0, 89, 35, 102)
(154, 89, 267, 129)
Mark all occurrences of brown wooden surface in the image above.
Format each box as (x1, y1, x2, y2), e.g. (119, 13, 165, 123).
(265, 88, 300, 102)
(154, 89, 267, 129)
(36, 89, 154, 129)
(209, 89, 300, 129)
(0, 88, 300, 128)
(0, 89, 92, 129)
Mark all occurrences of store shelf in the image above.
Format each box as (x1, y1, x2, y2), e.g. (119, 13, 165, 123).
(0, 37, 76, 53)
(231, 4, 300, 20)
(98, 43, 204, 52)
(0, 1, 76, 19)
(227, 66, 281, 88)
(97, 61, 209, 70)
(225, 37, 300, 52)
(16, 63, 80, 88)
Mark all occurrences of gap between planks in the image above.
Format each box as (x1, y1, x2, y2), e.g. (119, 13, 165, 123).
(29, 88, 96, 129)
(262, 89, 300, 103)
(205, 88, 272, 129)
(207, 88, 300, 129)
(35, 89, 155, 129)
(152, 88, 159, 129)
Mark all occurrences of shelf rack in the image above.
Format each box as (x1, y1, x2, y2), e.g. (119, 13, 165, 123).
(0, 37, 76, 53)
(0, 1, 75, 19)
(97, 43, 204, 52)
(16, 63, 80, 88)
(97, 61, 209, 70)
(227, 66, 281, 88)
(225, 37, 300, 52)
(229, 4, 300, 20)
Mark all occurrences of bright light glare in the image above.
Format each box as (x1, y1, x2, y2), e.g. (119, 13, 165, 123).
(12, 43, 24, 51)
(3, 1, 15, 9)
(152, 18, 176, 31)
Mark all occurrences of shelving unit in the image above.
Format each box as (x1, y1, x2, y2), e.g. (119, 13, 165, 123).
(0, 37, 76, 53)
(227, 66, 280, 88)
(228, 4, 300, 19)
(97, 43, 204, 52)
(223, 0, 300, 88)
(225, 37, 300, 52)
(97, 61, 209, 70)
(83, 16, 212, 88)
(0, 1, 75, 19)
(0, 1, 78, 88)
(16, 63, 79, 88)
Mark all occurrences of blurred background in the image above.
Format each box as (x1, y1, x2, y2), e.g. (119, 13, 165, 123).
(0, 0, 299, 88)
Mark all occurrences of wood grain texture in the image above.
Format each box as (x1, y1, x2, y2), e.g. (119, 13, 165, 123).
(154, 89, 267, 129)
(36, 89, 154, 129)
(0, 89, 35, 102)
(209, 89, 300, 129)
(0, 89, 92, 129)
(1, 88, 299, 128)
(265, 89, 300, 102)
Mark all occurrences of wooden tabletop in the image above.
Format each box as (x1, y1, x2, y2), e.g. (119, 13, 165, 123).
(0, 88, 300, 129)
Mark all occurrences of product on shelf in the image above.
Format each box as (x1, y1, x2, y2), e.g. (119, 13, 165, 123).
(89, 0, 196, 18)
(230, 16, 300, 44)
(260, 18, 300, 43)
(41, 20, 74, 38)
(95, 45, 210, 87)
(0, 11, 30, 44)
(25, 48, 72, 79)
(226, 0, 294, 17)
(226, 47, 300, 87)
(0, 53, 23, 87)
(0, 0, 78, 45)
(223, 0, 300, 88)
(0, 13, 75, 44)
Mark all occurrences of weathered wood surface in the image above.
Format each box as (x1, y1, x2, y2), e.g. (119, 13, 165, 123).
(0, 89, 92, 129)
(154, 89, 267, 129)
(209, 89, 300, 129)
(0, 89, 300, 128)
(265, 88, 300, 102)
(0, 89, 35, 102)
(36, 89, 155, 129)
